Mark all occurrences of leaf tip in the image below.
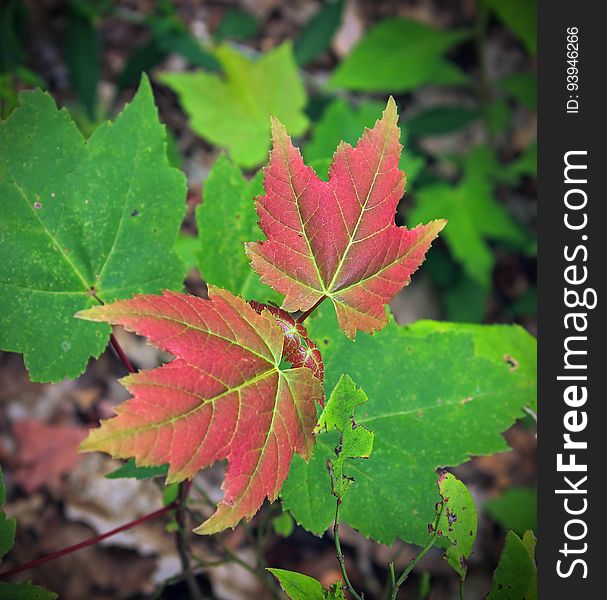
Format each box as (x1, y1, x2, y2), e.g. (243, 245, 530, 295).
(75, 306, 105, 322)
(384, 95, 399, 123)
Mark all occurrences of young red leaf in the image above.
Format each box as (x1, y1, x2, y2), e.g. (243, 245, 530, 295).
(249, 301, 324, 385)
(246, 97, 446, 338)
(76, 287, 323, 534)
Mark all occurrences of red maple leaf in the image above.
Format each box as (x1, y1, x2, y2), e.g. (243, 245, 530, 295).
(246, 97, 446, 339)
(77, 287, 323, 534)
(12, 420, 87, 493)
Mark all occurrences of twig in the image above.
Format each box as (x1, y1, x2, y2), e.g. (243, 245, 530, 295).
(389, 503, 445, 600)
(0, 501, 178, 581)
(110, 333, 135, 373)
(186, 507, 281, 600)
(334, 500, 364, 600)
(297, 295, 327, 323)
(175, 482, 204, 600)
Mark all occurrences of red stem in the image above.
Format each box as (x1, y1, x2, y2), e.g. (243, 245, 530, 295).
(110, 333, 135, 373)
(297, 295, 327, 323)
(0, 500, 178, 581)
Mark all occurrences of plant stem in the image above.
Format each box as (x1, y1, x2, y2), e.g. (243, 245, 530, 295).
(334, 500, 364, 600)
(389, 562, 396, 591)
(186, 507, 281, 600)
(174, 482, 204, 600)
(297, 295, 327, 323)
(0, 500, 179, 581)
(389, 503, 444, 600)
(110, 333, 135, 373)
(459, 580, 465, 600)
(388, 535, 438, 600)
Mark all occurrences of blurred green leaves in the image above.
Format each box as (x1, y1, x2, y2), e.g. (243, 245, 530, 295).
(331, 18, 469, 92)
(214, 8, 259, 42)
(306, 98, 425, 186)
(410, 146, 532, 288)
(160, 42, 308, 167)
(484, 0, 537, 55)
(294, 0, 344, 66)
(118, 13, 218, 91)
(485, 488, 537, 536)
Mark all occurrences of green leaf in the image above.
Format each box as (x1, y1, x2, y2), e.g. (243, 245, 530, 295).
(159, 43, 308, 168)
(488, 530, 537, 600)
(409, 320, 537, 412)
(196, 154, 282, 303)
(305, 99, 425, 186)
(267, 569, 344, 600)
(498, 73, 537, 109)
(294, 0, 344, 66)
(105, 458, 169, 481)
(435, 471, 478, 579)
(214, 8, 259, 42)
(0, 467, 16, 559)
(330, 18, 469, 92)
(406, 106, 479, 137)
(316, 375, 374, 499)
(268, 569, 325, 600)
(272, 511, 295, 538)
(484, 0, 537, 56)
(281, 306, 536, 546)
(0, 76, 186, 382)
(409, 146, 530, 288)
(0, 582, 57, 600)
(484, 487, 537, 536)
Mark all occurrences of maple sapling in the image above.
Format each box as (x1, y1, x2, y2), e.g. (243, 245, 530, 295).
(0, 80, 536, 600)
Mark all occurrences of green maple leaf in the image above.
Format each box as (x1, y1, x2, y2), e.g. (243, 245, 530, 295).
(0, 76, 186, 382)
(281, 305, 536, 546)
(196, 154, 281, 303)
(159, 42, 308, 168)
(330, 18, 469, 93)
(409, 145, 531, 288)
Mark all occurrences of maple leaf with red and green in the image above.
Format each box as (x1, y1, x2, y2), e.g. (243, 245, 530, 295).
(246, 97, 446, 339)
(77, 287, 323, 534)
